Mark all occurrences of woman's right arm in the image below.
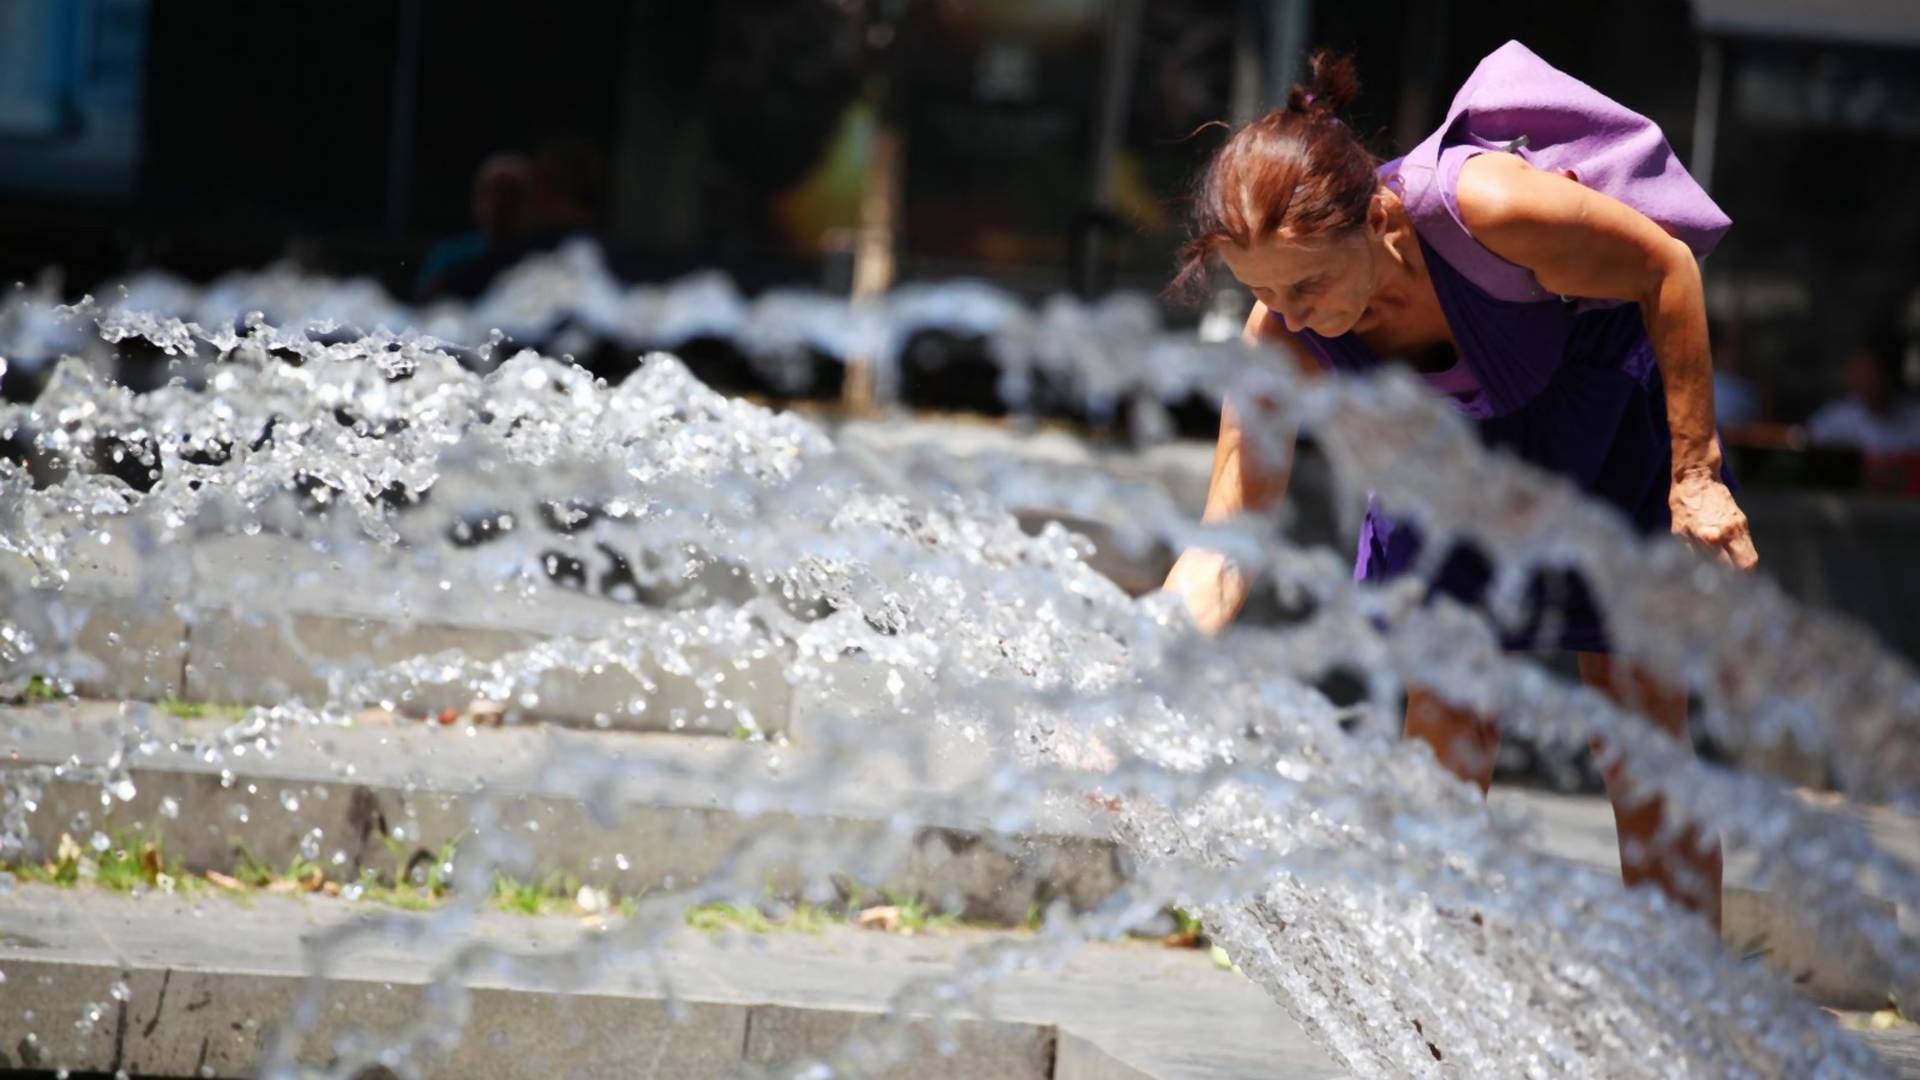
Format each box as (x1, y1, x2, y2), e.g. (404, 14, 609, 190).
(1160, 303, 1313, 633)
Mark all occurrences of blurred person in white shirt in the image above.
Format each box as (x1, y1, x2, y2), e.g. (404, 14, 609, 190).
(1805, 337, 1920, 454)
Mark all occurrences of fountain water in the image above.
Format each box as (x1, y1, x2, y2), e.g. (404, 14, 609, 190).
(0, 257, 1915, 1077)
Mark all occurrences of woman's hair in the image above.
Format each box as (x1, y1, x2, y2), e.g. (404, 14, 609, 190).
(1170, 50, 1379, 300)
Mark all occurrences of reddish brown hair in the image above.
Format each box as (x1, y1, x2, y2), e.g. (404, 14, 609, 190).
(1171, 50, 1379, 300)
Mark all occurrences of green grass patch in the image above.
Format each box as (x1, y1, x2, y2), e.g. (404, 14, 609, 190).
(491, 871, 576, 916)
(2, 829, 199, 896)
(159, 697, 252, 722)
(2, 674, 67, 705)
(4, 829, 999, 943)
(682, 900, 841, 935)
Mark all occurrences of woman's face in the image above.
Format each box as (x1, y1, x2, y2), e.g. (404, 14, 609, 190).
(1217, 218, 1380, 338)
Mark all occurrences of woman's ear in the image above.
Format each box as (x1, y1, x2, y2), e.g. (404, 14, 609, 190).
(1368, 188, 1393, 236)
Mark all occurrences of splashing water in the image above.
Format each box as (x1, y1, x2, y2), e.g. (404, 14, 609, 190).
(0, 266, 1916, 1078)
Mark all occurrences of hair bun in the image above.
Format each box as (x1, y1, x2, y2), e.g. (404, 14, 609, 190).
(1284, 49, 1360, 118)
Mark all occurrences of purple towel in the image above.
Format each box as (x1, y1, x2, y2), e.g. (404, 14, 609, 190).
(1399, 39, 1731, 305)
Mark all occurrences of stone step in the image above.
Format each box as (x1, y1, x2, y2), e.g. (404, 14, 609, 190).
(1, 525, 794, 737)
(0, 886, 1343, 1079)
(1, 700, 1123, 927)
(2, 699, 1908, 1011)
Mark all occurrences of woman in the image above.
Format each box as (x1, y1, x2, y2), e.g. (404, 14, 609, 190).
(1162, 42, 1756, 927)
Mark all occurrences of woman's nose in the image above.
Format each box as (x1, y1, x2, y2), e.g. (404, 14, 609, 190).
(1279, 306, 1313, 333)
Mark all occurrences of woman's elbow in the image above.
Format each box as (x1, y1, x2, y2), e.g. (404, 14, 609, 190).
(1649, 236, 1702, 302)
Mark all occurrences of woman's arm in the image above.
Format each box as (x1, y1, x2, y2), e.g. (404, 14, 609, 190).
(1453, 152, 1758, 571)
(1161, 303, 1311, 633)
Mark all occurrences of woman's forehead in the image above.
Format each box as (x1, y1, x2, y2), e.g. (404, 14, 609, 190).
(1222, 232, 1345, 280)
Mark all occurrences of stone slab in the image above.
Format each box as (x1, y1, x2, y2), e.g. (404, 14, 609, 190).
(9, 887, 1909, 1078)
(0, 956, 752, 1079)
(6, 525, 795, 735)
(742, 1003, 1054, 1079)
(4, 701, 1909, 1011)
(0, 886, 1347, 1078)
(179, 602, 791, 737)
(1494, 786, 1912, 1010)
(2, 701, 1126, 925)
(1, 529, 188, 702)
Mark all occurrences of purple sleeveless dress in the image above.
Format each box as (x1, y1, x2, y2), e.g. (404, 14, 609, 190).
(1292, 41, 1732, 654)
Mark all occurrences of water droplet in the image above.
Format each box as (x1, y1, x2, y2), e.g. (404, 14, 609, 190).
(109, 980, 130, 1002)
(279, 789, 301, 813)
(159, 796, 180, 819)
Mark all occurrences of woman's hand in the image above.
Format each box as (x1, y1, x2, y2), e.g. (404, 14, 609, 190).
(1162, 548, 1251, 635)
(1669, 465, 1758, 571)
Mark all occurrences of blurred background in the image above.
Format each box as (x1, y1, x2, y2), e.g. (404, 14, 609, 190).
(4, 0, 1918, 413)
(2, 0, 1918, 686)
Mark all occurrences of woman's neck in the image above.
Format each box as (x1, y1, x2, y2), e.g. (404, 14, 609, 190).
(1355, 197, 1452, 355)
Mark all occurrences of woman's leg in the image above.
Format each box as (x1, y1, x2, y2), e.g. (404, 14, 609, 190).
(1400, 689, 1501, 1062)
(1577, 652, 1724, 930)
(1405, 688, 1501, 793)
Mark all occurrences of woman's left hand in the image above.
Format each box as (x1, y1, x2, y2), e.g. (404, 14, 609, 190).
(1670, 466, 1759, 571)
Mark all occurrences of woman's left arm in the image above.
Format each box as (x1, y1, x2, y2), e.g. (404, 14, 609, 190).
(1453, 152, 1758, 571)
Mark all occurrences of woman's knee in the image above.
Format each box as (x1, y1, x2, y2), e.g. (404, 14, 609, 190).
(1405, 689, 1499, 792)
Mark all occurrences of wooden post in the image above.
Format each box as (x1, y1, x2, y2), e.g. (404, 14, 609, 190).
(841, 124, 901, 414)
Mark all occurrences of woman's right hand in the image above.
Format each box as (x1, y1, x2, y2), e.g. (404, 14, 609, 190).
(1161, 548, 1250, 635)
(1158, 300, 1303, 636)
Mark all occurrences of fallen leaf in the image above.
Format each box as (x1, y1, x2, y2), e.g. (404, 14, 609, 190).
(205, 870, 243, 890)
(856, 905, 902, 933)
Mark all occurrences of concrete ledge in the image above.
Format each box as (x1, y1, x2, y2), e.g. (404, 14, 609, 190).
(3, 521, 797, 736)
(180, 602, 791, 736)
(1, 957, 754, 1079)
(2, 702, 1126, 925)
(4, 701, 1909, 1009)
(0, 887, 1347, 1079)
(1495, 787, 1910, 1011)
(743, 1004, 1055, 1079)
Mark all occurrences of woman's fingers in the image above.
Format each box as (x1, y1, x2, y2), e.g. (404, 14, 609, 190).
(1678, 521, 1759, 572)
(1725, 528, 1760, 572)
(1673, 517, 1758, 572)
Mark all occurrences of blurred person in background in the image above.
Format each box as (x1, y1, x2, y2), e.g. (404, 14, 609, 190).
(416, 141, 605, 302)
(1709, 317, 1766, 429)
(416, 152, 538, 301)
(1804, 335, 1920, 455)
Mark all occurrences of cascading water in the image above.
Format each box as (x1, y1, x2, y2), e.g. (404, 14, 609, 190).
(0, 251, 1916, 1078)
